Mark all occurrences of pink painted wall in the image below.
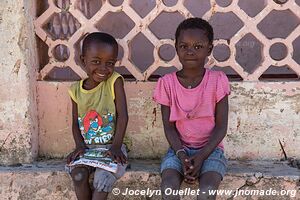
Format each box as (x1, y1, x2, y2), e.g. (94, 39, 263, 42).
(37, 81, 300, 160)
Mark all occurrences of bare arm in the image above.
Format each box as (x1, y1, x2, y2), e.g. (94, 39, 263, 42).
(66, 99, 86, 163)
(107, 77, 128, 164)
(186, 95, 229, 178)
(71, 99, 86, 148)
(201, 95, 229, 158)
(161, 105, 183, 152)
(161, 104, 194, 179)
(112, 77, 128, 147)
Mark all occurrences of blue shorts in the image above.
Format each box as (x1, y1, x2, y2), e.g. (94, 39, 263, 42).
(160, 147, 227, 179)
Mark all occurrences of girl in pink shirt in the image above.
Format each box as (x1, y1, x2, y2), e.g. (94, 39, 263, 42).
(153, 18, 230, 200)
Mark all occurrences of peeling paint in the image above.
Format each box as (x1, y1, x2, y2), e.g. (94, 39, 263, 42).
(211, 1, 217, 16)
(0, 133, 12, 153)
(255, 82, 300, 96)
(36, 81, 300, 160)
(11, 59, 21, 75)
(0, 1, 38, 165)
(152, 107, 157, 127)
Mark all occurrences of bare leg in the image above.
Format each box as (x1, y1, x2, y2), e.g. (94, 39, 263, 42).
(92, 191, 108, 200)
(197, 172, 222, 200)
(71, 167, 92, 200)
(161, 169, 183, 200)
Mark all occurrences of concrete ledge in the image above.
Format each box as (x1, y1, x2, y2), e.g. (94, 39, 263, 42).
(0, 160, 299, 200)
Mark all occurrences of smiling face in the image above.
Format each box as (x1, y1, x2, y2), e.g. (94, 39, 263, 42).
(81, 42, 118, 84)
(176, 28, 213, 70)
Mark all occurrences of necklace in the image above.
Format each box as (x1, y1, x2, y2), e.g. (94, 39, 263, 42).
(187, 81, 198, 89)
(177, 69, 205, 89)
(185, 77, 202, 89)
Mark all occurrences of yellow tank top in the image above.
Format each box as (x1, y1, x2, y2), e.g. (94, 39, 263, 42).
(68, 72, 122, 145)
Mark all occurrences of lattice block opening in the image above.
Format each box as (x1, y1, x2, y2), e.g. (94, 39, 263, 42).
(257, 9, 300, 39)
(273, 0, 288, 4)
(53, 44, 70, 62)
(236, 33, 263, 74)
(163, 0, 178, 7)
(74, 34, 87, 72)
(117, 44, 124, 62)
(36, 0, 49, 17)
(109, 0, 124, 7)
(148, 66, 178, 81)
(55, 0, 70, 9)
(44, 67, 81, 81)
(292, 36, 300, 65)
(95, 11, 135, 39)
(209, 12, 244, 40)
(213, 44, 231, 62)
(114, 66, 135, 80)
(215, 0, 232, 8)
(183, 0, 211, 18)
(75, 0, 102, 19)
(259, 65, 299, 80)
(149, 11, 185, 39)
(42, 12, 81, 40)
(158, 44, 176, 62)
(238, 0, 267, 18)
(129, 33, 154, 73)
(130, 0, 156, 18)
(212, 66, 243, 81)
(269, 43, 288, 61)
(36, 36, 49, 71)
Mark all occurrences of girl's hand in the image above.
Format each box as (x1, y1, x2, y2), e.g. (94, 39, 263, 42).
(178, 152, 196, 184)
(186, 153, 205, 180)
(66, 146, 86, 164)
(106, 145, 127, 165)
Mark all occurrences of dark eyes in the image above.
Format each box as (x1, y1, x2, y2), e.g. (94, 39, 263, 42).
(91, 60, 101, 64)
(194, 44, 204, 49)
(91, 60, 115, 66)
(178, 44, 204, 50)
(106, 62, 115, 67)
(179, 44, 187, 49)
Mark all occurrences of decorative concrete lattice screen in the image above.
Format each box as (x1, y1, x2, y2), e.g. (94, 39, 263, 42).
(34, 0, 300, 81)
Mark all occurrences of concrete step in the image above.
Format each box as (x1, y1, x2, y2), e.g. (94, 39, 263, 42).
(0, 160, 299, 200)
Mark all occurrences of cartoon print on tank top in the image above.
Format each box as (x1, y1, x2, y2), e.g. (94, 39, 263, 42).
(78, 110, 114, 145)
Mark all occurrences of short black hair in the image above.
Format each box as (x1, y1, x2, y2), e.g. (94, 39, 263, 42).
(175, 18, 214, 45)
(81, 32, 118, 55)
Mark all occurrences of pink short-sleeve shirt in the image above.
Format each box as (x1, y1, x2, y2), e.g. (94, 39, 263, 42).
(153, 69, 230, 149)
